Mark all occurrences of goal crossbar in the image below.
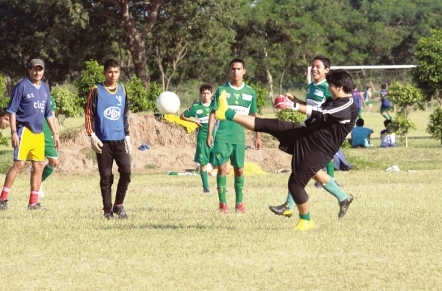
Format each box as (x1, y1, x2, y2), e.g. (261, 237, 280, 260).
(307, 65, 417, 84)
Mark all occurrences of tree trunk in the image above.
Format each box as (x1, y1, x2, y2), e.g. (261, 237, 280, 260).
(263, 47, 274, 108)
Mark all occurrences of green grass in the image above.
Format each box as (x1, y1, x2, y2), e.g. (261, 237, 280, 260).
(1, 169, 442, 290)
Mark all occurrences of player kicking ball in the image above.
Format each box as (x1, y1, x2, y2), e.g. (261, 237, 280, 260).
(215, 69, 356, 230)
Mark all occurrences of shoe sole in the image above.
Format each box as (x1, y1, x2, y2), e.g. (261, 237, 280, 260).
(268, 206, 285, 216)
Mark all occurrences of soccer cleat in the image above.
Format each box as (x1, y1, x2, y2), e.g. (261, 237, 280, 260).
(314, 181, 322, 188)
(215, 90, 228, 120)
(0, 199, 8, 210)
(338, 194, 354, 219)
(294, 219, 315, 231)
(113, 205, 128, 219)
(203, 187, 210, 194)
(219, 202, 228, 214)
(235, 203, 245, 213)
(104, 211, 114, 220)
(273, 95, 293, 110)
(27, 203, 46, 210)
(269, 203, 293, 217)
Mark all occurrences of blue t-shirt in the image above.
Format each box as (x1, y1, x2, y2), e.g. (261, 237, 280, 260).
(7, 78, 52, 133)
(380, 89, 392, 107)
(351, 126, 373, 148)
(352, 90, 363, 109)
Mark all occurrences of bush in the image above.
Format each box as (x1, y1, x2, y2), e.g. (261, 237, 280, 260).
(427, 107, 442, 145)
(126, 78, 161, 113)
(51, 87, 83, 128)
(249, 83, 267, 115)
(275, 109, 305, 123)
(74, 60, 104, 109)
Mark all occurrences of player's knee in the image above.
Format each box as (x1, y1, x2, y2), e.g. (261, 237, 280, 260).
(233, 167, 243, 177)
(120, 172, 131, 184)
(12, 161, 25, 172)
(100, 174, 114, 187)
(48, 159, 59, 168)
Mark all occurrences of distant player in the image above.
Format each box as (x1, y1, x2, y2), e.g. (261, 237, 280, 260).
(0, 59, 59, 211)
(352, 85, 364, 120)
(215, 69, 356, 230)
(39, 95, 59, 197)
(380, 83, 393, 120)
(180, 83, 214, 194)
(364, 86, 373, 113)
(207, 58, 262, 214)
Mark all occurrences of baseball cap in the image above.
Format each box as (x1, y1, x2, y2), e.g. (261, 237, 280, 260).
(28, 59, 45, 69)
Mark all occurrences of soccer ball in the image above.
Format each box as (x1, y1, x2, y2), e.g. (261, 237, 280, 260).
(273, 95, 293, 109)
(156, 91, 180, 114)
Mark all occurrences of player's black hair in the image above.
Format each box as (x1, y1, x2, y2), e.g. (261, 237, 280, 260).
(381, 83, 387, 89)
(312, 55, 331, 69)
(383, 119, 392, 128)
(199, 83, 212, 93)
(353, 84, 358, 90)
(326, 69, 353, 94)
(0, 108, 6, 117)
(103, 58, 121, 71)
(356, 118, 364, 127)
(229, 58, 245, 69)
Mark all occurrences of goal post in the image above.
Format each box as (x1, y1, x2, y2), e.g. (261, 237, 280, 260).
(307, 65, 417, 89)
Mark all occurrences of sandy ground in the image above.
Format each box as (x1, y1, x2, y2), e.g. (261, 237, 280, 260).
(58, 113, 292, 174)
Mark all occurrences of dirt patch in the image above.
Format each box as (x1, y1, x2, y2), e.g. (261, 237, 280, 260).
(58, 113, 291, 174)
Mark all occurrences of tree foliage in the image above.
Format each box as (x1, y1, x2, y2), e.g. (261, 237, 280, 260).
(427, 107, 442, 145)
(51, 87, 83, 128)
(74, 60, 104, 109)
(126, 78, 161, 113)
(387, 81, 424, 147)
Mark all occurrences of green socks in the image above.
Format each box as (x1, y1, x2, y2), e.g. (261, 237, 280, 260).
(326, 161, 334, 178)
(234, 176, 244, 205)
(217, 175, 227, 203)
(286, 191, 295, 210)
(200, 170, 209, 189)
(42, 164, 55, 182)
(322, 178, 348, 202)
(300, 212, 311, 221)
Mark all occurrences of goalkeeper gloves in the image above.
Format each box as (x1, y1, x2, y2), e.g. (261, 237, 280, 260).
(90, 133, 103, 154)
(125, 136, 132, 155)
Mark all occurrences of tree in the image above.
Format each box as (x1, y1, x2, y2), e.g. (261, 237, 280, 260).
(387, 81, 425, 147)
(0, 0, 116, 90)
(427, 108, 442, 145)
(412, 29, 442, 106)
(51, 87, 83, 129)
(74, 60, 104, 109)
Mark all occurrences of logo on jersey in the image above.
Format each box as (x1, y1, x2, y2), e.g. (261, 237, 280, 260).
(314, 89, 325, 97)
(196, 109, 203, 114)
(27, 93, 35, 99)
(116, 95, 123, 106)
(34, 100, 46, 113)
(104, 106, 121, 120)
(242, 94, 253, 101)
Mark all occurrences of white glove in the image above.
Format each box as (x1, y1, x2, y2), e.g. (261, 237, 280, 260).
(90, 133, 103, 154)
(125, 136, 132, 155)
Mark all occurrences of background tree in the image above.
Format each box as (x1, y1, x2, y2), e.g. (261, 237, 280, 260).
(387, 81, 425, 147)
(427, 108, 442, 145)
(51, 87, 83, 129)
(412, 29, 442, 106)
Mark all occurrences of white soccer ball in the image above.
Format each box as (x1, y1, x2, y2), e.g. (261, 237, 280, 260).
(156, 91, 180, 114)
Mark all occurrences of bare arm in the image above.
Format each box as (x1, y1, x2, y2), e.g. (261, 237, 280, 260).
(9, 113, 19, 149)
(180, 112, 201, 127)
(252, 112, 262, 150)
(46, 115, 60, 150)
(206, 111, 216, 148)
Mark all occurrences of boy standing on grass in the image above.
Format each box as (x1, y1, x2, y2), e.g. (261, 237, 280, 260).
(380, 83, 393, 120)
(215, 69, 356, 230)
(0, 59, 59, 211)
(207, 58, 262, 214)
(269, 55, 341, 217)
(85, 58, 132, 220)
(180, 83, 214, 194)
(364, 86, 373, 113)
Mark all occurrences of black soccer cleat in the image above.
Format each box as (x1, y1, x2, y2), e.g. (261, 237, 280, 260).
(269, 203, 293, 217)
(27, 203, 46, 210)
(338, 194, 354, 219)
(104, 211, 114, 220)
(113, 205, 128, 219)
(0, 199, 8, 210)
(203, 187, 210, 194)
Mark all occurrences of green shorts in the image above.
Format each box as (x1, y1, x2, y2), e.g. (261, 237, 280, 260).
(210, 142, 245, 168)
(194, 141, 212, 165)
(364, 100, 371, 106)
(45, 138, 59, 158)
(380, 106, 392, 113)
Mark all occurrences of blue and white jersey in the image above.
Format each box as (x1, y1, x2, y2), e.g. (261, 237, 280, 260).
(7, 78, 52, 133)
(94, 83, 127, 141)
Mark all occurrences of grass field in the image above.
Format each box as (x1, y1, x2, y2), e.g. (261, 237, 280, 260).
(1, 106, 442, 290)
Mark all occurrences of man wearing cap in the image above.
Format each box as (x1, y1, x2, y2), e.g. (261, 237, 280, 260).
(0, 58, 60, 210)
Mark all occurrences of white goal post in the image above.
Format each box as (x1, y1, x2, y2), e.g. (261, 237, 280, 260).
(307, 65, 417, 85)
